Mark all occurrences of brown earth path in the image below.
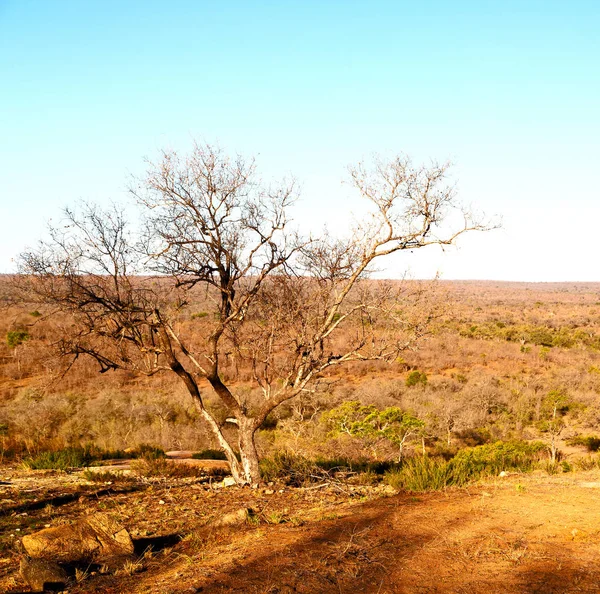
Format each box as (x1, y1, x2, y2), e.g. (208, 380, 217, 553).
(4, 469, 600, 593)
(117, 473, 600, 594)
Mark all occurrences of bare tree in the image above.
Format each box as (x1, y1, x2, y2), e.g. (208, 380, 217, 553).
(18, 143, 490, 485)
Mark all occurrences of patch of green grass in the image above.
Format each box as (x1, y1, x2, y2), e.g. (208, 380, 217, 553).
(192, 449, 228, 461)
(82, 469, 135, 483)
(384, 440, 546, 492)
(23, 448, 93, 470)
(130, 458, 206, 478)
(22, 443, 166, 470)
(385, 456, 457, 491)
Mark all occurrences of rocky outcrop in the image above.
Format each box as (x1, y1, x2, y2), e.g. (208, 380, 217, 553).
(20, 557, 68, 592)
(22, 512, 134, 565)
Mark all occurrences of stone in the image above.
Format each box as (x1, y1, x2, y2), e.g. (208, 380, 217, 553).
(22, 512, 134, 564)
(222, 476, 236, 487)
(20, 557, 68, 592)
(214, 508, 251, 527)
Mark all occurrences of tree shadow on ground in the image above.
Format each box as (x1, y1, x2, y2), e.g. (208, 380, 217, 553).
(0, 485, 142, 516)
(133, 533, 182, 555)
(179, 497, 468, 594)
(159, 494, 600, 594)
(515, 560, 600, 594)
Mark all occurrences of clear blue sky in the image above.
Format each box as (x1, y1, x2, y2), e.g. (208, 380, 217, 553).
(1, 0, 599, 281)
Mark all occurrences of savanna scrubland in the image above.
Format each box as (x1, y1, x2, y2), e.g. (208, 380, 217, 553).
(3, 279, 600, 466)
(4, 279, 600, 593)
(2, 146, 600, 592)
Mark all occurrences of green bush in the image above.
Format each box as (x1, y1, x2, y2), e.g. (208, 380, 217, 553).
(384, 440, 546, 493)
(23, 447, 94, 470)
(6, 330, 30, 348)
(133, 444, 166, 460)
(192, 449, 228, 460)
(22, 443, 166, 470)
(456, 320, 600, 351)
(451, 440, 546, 476)
(567, 435, 600, 452)
(406, 370, 427, 387)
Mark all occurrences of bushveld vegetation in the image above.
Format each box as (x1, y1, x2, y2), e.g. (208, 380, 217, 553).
(10, 144, 489, 484)
(3, 278, 600, 488)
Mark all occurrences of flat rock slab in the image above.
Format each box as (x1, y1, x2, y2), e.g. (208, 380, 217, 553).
(22, 512, 134, 564)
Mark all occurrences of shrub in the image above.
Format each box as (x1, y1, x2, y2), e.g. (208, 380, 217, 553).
(352, 470, 380, 486)
(406, 370, 427, 387)
(451, 440, 546, 476)
(314, 456, 393, 475)
(133, 444, 166, 460)
(322, 401, 424, 459)
(130, 457, 206, 478)
(544, 461, 560, 475)
(384, 440, 546, 493)
(22, 443, 167, 470)
(385, 456, 456, 491)
(23, 447, 94, 470)
(574, 456, 599, 471)
(260, 451, 319, 486)
(192, 448, 228, 460)
(82, 469, 135, 483)
(80, 445, 130, 461)
(6, 330, 30, 349)
(567, 435, 600, 452)
(561, 460, 572, 473)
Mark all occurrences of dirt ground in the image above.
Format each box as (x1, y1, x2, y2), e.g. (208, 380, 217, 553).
(2, 466, 600, 593)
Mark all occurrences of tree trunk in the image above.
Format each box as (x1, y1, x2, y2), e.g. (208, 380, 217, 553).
(189, 402, 245, 483)
(238, 418, 261, 485)
(550, 434, 558, 463)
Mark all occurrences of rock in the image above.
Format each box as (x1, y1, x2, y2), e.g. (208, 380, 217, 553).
(22, 512, 134, 564)
(214, 508, 251, 527)
(20, 557, 68, 592)
(222, 476, 237, 487)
